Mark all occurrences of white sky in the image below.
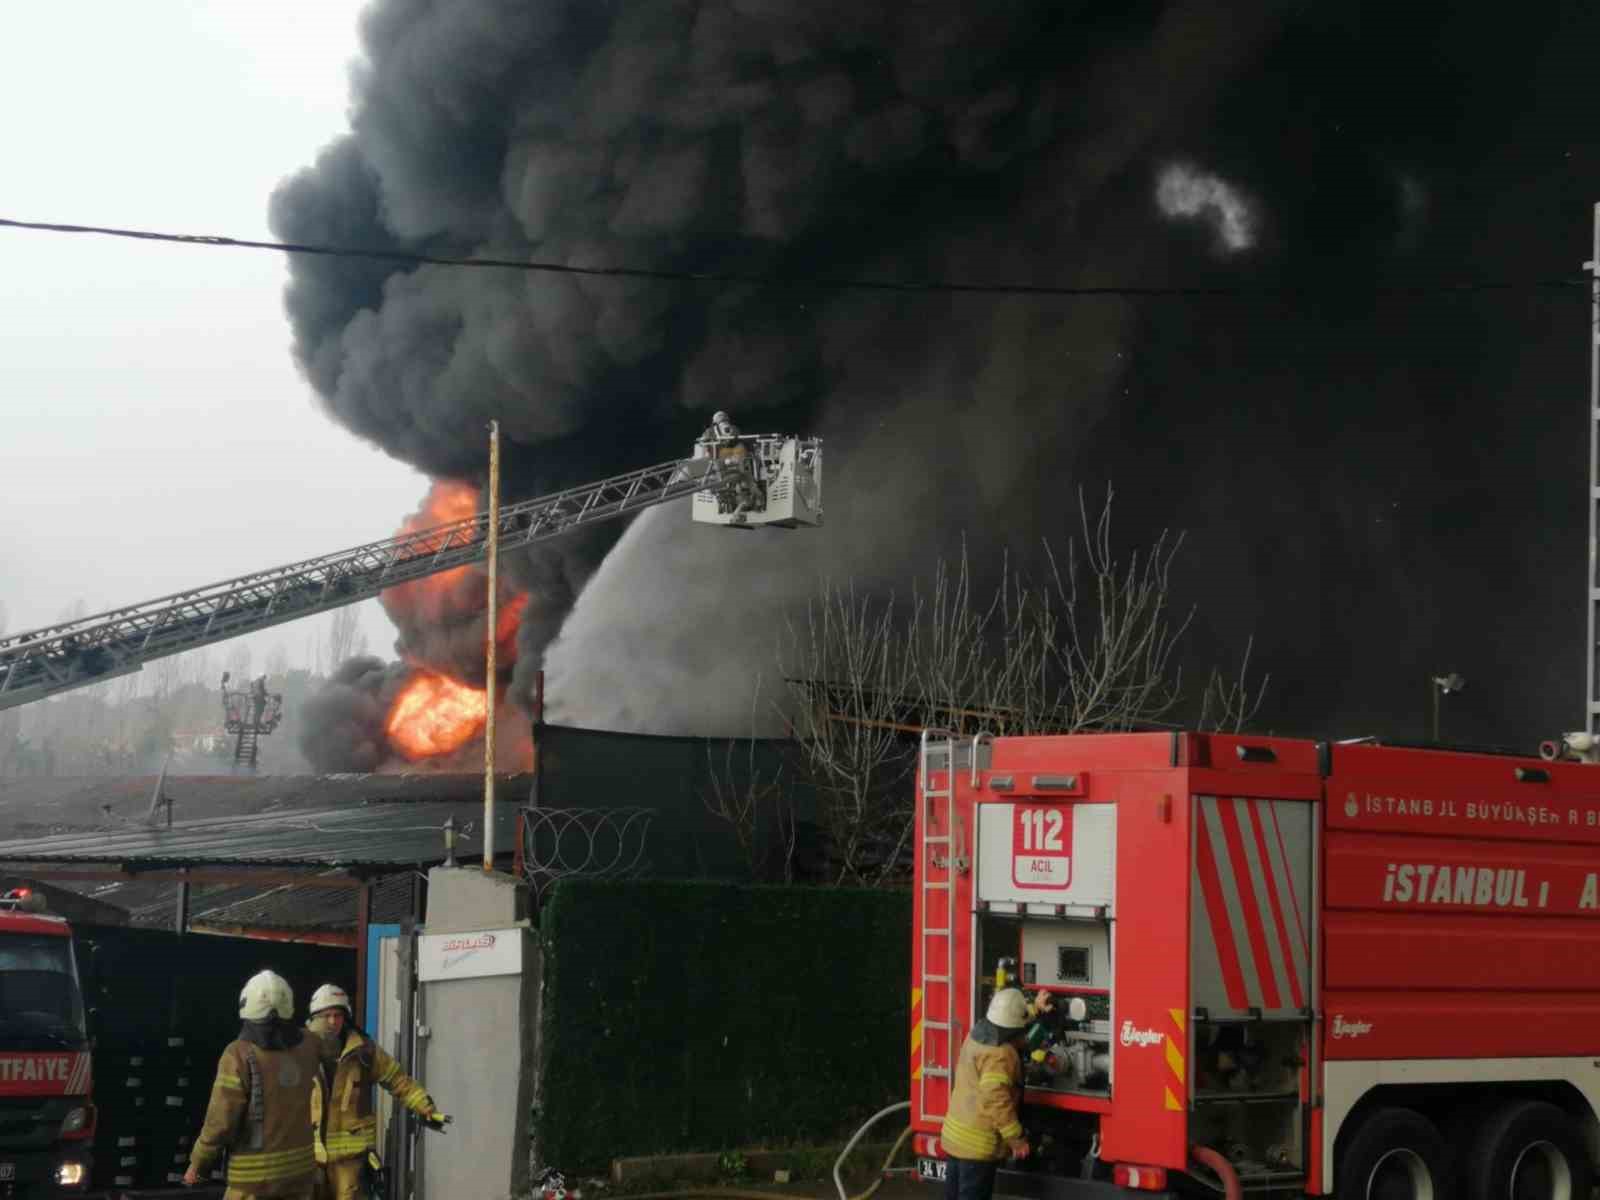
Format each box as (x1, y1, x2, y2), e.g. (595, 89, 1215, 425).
(0, 1, 424, 671)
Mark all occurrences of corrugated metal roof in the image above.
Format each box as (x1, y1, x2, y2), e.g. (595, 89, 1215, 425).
(0, 799, 516, 868)
(0, 772, 532, 838)
(34, 868, 418, 934)
(187, 880, 360, 931)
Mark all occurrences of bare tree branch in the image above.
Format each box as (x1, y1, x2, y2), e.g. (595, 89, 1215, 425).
(779, 485, 1265, 884)
(327, 606, 362, 666)
(782, 582, 918, 886)
(701, 677, 797, 882)
(1198, 636, 1271, 733)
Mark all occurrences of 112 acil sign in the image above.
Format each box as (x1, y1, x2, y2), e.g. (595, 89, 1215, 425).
(1012, 805, 1073, 889)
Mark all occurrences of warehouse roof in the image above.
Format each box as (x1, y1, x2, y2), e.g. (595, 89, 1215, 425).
(0, 797, 516, 869)
(0, 772, 531, 838)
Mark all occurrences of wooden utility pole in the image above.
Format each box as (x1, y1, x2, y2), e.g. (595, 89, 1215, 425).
(484, 420, 501, 871)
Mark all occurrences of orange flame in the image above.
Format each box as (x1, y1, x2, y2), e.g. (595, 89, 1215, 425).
(382, 479, 529, 667)
(384, 481, 482, 619)
(385, 671, 489, 761)
(495, 592, 529, 653)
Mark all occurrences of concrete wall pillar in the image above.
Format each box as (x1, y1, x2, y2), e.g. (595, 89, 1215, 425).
(418, 867, 538, 1200)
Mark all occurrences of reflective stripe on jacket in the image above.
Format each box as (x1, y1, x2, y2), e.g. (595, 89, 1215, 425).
(310, 1028, 432, 1163)
(191, 1036, 328, 1196)
(939, 1032, 1023, 1162)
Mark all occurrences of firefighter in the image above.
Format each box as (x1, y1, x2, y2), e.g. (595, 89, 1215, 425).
(183, 970, 333, 1198)
(704, 410, 740, 442)
(695, 411, 762, 518)
(305, 983, 446, 1200)
(938, 987, 1055, 1200)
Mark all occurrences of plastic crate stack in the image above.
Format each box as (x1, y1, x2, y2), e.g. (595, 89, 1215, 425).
(90, 1036, 217, 1191)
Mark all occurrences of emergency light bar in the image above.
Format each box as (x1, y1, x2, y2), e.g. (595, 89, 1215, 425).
(0, 887, 46, 913)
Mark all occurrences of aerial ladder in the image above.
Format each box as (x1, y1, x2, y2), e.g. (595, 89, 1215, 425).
(220, 672, 284, 769)
(0, 433, 822, 712)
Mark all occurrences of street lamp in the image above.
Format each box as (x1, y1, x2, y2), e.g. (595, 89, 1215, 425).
(1431, 672, 1465, 743)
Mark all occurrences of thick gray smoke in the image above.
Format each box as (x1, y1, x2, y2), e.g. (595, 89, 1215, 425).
(272, 0, 1288, 736)
(299, 656, 409, 772)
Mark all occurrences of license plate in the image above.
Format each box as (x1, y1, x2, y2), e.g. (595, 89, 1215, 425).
(0, 1164, 13, 1181)
(917, 1158, 947, 1182)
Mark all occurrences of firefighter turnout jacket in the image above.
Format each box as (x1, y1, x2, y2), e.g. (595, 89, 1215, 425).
(939, 1022, 1024, 1162)
(311, 1028, 433, 1163)
(191, 1034, 330, 1195)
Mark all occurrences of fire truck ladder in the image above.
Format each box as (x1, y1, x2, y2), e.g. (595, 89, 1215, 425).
(233, 726, 260, 770)
(0, 453, 746, 711)
(918, 727, 959, 1120)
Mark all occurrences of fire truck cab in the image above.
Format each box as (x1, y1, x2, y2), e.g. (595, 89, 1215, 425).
(0, 894, 93, 1195)
(911, 730, 1600, 1200)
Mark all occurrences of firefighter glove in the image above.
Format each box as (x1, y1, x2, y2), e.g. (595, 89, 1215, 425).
(422, 1110, 453, 1133)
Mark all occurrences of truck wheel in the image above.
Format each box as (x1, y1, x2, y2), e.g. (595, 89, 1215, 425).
(1336, 1107, 1447, 1200)
(1464, 1100, 1591, 1200)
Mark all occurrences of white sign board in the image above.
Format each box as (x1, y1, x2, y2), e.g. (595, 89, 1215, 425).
(418, 928, 524, 982)
(977, 802, 1115, 908)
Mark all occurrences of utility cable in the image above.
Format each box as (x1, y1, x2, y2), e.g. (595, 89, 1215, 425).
(0, 215, 1588, 299)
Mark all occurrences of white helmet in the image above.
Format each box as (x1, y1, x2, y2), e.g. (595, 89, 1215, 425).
(309, 983, 352, 1018)
(986, 988, 1031, 1031)
(238, 970, 294, 1022)
(713, 411, 730, 424)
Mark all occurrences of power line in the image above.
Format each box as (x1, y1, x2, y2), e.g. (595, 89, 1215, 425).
(0, 214, 1588, 299)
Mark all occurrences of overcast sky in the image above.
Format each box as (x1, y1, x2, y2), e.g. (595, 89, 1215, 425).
(0, 1, 419, 671)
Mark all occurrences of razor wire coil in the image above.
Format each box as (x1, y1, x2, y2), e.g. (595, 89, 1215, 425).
(517, 806, 654, 902)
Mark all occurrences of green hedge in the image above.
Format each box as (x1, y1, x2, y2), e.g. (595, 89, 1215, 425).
(536, 880, 911, 1170)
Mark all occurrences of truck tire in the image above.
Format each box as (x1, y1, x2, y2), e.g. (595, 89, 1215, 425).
(1463, 1100, 1591, 1200)
(1336, 1107, 1447, 1200)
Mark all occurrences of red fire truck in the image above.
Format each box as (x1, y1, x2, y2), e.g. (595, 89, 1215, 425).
(0, 893, 93, 1195)
(910, 730, 1600, 1200)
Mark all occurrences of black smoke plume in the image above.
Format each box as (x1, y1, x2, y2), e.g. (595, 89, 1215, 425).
(298, 655, 530, 773)
(275, 0, 1600, 749)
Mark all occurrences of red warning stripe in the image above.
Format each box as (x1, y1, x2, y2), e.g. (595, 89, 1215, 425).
(1246, 799, 1303, 1008)
(1194, 809, 1248, 1008)
(1269, 802, 1310, 962)
(1215, 799, 1281, 1009)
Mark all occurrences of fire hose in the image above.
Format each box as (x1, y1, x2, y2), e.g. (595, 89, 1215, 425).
(595, 1111, 1237, 1200)
(1190, 1144, 1243, 1200)
(602, 1102, 914, 1200)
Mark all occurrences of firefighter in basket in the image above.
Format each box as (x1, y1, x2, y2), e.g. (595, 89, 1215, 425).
(305, 983, 450, 1200)
(184, 970, 335, 1198)
(695, 411, 761, 520)
(939, 987, 1055, 1200)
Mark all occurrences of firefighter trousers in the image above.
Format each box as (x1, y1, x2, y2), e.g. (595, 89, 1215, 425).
(313, 1159, 366, 1200)
(942, 1158, 998, 1200)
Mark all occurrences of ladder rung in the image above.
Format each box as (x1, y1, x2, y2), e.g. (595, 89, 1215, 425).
(923, 929, 950, 937)
(923, 881, 951, 891)
(922, 974, 950, 984)
(921, 1067, 950, 1079)
(923, 1020, 951, 1030)
(924, 835, 952, 844)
